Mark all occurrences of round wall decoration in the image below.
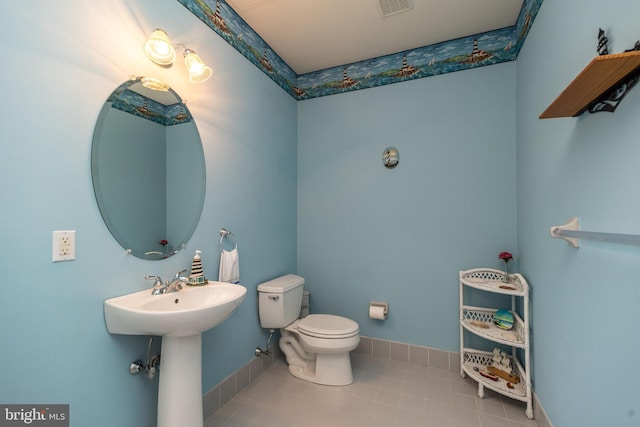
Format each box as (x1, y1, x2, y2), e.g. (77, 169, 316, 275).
(382, 147, 399, 169)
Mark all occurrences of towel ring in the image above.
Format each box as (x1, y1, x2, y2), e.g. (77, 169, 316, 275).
(219, 228, 238, 252)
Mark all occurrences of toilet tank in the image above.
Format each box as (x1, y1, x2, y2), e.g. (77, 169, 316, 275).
(257, 274, 304, 328)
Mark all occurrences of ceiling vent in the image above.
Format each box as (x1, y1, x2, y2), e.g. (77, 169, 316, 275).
(378, 0, 414, 18)
(228, 0, 275, 12)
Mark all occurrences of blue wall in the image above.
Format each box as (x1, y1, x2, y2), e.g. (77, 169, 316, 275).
(297, 62, 517, 351)
(0, 1, 296, 426)
(516, 0, 640, 426)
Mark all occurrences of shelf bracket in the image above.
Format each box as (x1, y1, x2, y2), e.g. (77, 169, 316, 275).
(550, 217, 640, 248)
(587, 68, 640, 114)
(587, 29, 640, 114)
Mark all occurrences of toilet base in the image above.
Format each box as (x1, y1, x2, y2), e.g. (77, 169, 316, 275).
(287, 352, 354, 386)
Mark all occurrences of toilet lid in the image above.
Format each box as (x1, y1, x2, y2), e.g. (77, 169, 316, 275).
(298, 314, 359, 339)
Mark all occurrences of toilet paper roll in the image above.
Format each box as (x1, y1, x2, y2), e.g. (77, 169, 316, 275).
(369, 305, 386, 320)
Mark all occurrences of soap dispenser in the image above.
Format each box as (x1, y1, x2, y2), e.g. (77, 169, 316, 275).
(188, 250, 206, 286)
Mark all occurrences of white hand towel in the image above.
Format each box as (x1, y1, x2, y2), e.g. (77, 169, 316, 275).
(218, 248, 240, 283)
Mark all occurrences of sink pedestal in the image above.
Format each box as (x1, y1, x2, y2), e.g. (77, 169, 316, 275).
(158, 334, 203, 427)
(103, 282, 247, 427)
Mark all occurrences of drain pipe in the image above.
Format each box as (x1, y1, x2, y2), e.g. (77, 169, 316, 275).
(255, 329, 274, 357)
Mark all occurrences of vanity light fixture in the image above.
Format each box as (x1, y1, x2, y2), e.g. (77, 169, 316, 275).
(144, 29, 176, 67)
(183, 49, 212, 83)
(144, 29, 212, 84)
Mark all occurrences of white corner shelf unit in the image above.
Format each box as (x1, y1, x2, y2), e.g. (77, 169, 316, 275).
(459, 268, 533, 419)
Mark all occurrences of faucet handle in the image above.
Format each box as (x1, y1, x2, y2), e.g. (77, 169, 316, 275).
(173, 269, 188, 280)
(145, 274, 163, 283)
(145, 275, 165, 295)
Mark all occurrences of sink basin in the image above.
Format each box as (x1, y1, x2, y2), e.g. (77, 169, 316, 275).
(104, 281, 247, 337)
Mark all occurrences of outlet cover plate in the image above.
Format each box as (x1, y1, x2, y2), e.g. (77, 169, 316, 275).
(53, 230, 75, 262)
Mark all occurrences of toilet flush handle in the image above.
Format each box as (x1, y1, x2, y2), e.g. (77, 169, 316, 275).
(268, 295, 279, 301)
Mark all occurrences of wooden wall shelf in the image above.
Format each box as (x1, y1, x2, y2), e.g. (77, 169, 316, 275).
(539, 50, 640, 119)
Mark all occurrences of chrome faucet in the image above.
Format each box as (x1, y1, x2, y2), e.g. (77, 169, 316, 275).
(145, 269, 188, 295)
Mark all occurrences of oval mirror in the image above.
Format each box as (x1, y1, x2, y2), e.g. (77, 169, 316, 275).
(91, 77, 205, 260)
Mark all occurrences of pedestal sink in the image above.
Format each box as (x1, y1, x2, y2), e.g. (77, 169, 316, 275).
(104, 281, 247, 427)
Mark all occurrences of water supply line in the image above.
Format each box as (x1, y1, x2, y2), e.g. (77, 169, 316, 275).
(130, 337, 161, 379)
(255, 329, 274, 357)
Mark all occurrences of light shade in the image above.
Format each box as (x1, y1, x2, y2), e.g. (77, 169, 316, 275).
(183, 49, 212, 83)
(144, 29, 176, 66)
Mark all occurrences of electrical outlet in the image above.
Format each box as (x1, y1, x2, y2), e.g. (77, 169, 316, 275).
(53, 230, 75, 262)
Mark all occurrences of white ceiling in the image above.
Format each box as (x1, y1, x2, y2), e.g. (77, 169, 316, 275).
(226, 0, 525, 74)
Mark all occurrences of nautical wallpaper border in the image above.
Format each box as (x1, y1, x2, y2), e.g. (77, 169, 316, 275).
(177, 0, 544, 100)
(109, 78, 193, 126)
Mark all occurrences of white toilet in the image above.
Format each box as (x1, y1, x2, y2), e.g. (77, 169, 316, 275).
(257, 274, 360, 386)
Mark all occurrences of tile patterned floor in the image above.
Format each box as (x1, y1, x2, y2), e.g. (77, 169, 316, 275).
(205, 353, 538, 427)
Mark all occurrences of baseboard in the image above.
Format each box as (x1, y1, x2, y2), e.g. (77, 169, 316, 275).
(353, 335, 460, 372)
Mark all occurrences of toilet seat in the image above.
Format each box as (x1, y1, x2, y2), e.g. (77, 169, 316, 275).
(297, 314, 359, 339)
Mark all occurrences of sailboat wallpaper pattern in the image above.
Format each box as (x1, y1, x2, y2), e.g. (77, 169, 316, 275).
(177, 0, 543, 100)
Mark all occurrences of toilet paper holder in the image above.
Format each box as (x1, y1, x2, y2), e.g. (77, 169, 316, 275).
(369, 301, 389, 319)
